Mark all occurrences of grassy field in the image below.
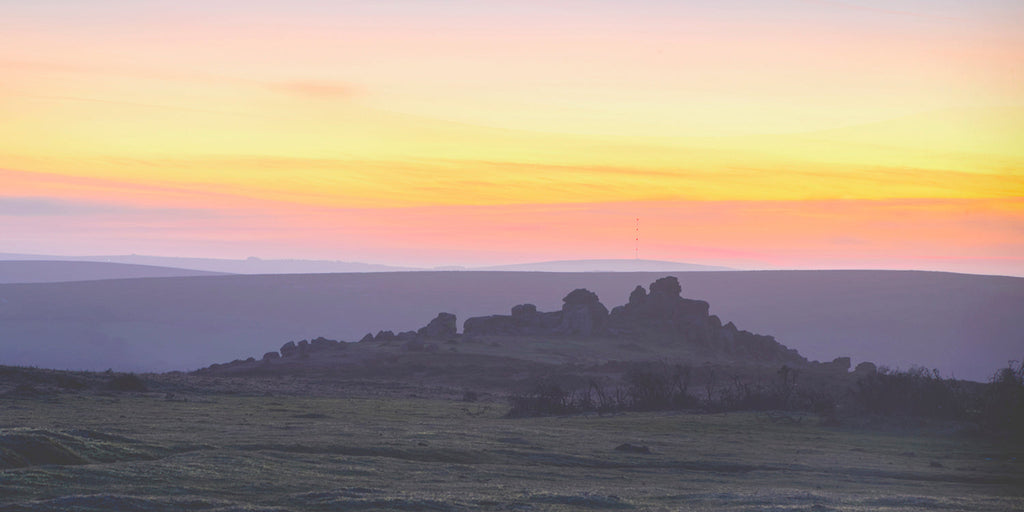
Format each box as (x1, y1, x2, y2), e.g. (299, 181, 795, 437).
(2, 389, 1021, 511)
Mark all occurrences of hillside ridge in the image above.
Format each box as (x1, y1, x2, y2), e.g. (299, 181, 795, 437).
(202, 276, 857, 385)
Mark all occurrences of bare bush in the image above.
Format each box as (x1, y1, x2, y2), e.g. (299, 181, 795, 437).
(980, 359, 1024, 438)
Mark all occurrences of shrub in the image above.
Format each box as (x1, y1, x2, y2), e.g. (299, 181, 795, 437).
(979, 360, 1024, 438)
(506, 377, 574, 418)
(850, 366, 968, 420)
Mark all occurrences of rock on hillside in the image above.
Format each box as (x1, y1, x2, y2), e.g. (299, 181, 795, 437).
(462, 276, 805, 365)
(216, 276, 815, 371)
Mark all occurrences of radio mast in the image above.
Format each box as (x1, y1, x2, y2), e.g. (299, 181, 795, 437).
(635, 217, 639, 260)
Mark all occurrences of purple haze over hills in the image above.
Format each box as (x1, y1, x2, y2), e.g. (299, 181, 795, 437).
(0, 269, 1020, 382)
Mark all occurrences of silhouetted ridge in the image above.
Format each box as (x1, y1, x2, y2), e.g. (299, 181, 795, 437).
(233, 276, 808, 367)
(460, 276, 804, 364)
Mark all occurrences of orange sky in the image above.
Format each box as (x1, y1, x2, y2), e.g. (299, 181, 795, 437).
(1, 1, 1022, 274)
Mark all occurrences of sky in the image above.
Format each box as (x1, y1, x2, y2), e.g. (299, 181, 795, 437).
(1, 0, 1022, 274)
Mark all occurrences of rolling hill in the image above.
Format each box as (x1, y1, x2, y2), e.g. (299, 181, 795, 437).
(479, 259, 731, 272)
(0, 260, 226, 284)
(0, 253, 416, 274)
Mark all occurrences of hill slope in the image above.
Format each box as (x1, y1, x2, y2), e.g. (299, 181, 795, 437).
(479, 259, 731, 272)
(0, 253, 415, 274)
(0, 260, 226, 284)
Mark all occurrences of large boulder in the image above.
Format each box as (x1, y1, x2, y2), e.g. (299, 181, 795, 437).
(825, 357, 852, 373)
(280, 341, 299, 358)
(374, 330, 396, 342)
(464, 304, 561, 336)
(558, 288, 608, 336)
(608, 276, 709, 337)
(463, 314, 516, 336)
(649, 276, 681, 301)
(628, 285, 647, 306)
(854, 361, 877, 375)
(418, 312, 457, 339)
(310, 336, 339, 350)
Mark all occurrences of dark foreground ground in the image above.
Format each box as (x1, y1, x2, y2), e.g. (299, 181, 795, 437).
(2, 381, 1022, 512)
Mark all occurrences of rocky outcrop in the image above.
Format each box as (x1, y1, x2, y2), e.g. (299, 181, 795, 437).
(418, 312, 457, 339)
(464, 304, 560, 336)
(310, 336, 340, 350)
(460, 275, 807, 365)
(824, 357, 852, 373)
(463, 290, 606, 337)
(854, 361, 877, 375)
(280, 341, 299, 358)
(558, 288, 608, 335)
(225, 275, 836, 373)
(607, 276, 710, 339)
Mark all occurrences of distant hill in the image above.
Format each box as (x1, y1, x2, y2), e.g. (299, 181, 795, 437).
(0, 254, 731, 274)
(0, 270, 1019, 381)
(0, 253, 416, 274)
(478, 259, 731, 272)
(0, 260, 226, 284)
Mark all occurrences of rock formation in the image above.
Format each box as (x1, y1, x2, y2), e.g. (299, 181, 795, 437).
(463, 303, 561, 336)
(279, 341, 298, 358)
(250, 275, 815, 367)
(417, 312, 457, 339)
(310, 336, 339, 350)
(854, 361, 877, 375)
(460, 275, 806, 365)
(558, 288, 609, 335)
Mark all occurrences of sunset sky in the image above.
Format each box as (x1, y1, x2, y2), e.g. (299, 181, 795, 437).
(2, 0, 1022, 274)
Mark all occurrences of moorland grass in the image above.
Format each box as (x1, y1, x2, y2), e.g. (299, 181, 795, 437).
(1, 392, 1022, 511)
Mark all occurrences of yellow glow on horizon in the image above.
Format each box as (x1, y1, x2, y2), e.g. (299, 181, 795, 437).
(3, 96, 1021, 208)
(2, 0, 1022, 273)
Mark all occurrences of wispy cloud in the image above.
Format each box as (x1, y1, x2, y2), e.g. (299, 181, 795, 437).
(0, 196, 218, 218)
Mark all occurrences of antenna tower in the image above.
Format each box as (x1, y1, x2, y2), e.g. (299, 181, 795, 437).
(634, 217, 639, 260)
